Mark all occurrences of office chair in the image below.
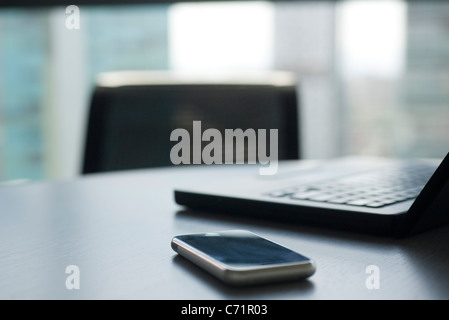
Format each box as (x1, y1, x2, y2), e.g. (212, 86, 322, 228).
(82, 70, 300, 174)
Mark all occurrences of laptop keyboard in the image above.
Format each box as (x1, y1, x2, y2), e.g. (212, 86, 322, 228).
(267, 163, 435, 208)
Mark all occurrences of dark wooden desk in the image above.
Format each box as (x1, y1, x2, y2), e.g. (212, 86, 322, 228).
(1, 165, 449, 299)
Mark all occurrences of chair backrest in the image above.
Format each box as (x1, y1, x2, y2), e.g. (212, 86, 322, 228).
(82, 71, 300, 174)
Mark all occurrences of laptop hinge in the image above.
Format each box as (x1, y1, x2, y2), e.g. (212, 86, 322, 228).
(397, 152, 449, 237)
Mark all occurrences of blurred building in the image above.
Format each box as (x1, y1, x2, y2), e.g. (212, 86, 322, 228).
(399, 2, 449, 158)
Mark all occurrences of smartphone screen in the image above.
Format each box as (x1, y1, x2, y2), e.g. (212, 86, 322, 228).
(175, 231, 310, 266)
(172, 230, 315, 285)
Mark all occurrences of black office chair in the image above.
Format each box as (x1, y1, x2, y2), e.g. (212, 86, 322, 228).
(82, 71, 300, 174)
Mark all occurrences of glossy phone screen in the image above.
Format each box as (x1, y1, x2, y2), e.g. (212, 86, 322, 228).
(174, 230, 310, 266)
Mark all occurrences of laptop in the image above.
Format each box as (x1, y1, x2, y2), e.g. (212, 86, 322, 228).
(174, 152, 449, 237)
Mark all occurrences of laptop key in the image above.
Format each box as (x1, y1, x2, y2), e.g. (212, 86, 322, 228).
(290, 191, 322, 200)
(326, 197, 352, 204)
(365, 202, 386, 208)
(346, 198, 373, 206)
(268, 191, 289, 198)
(307, 193, 339, 201)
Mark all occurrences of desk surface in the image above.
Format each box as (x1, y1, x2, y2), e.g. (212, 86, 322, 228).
(1, 164, 449, 300)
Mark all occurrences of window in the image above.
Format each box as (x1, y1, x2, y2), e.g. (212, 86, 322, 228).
(0, 5, 169, 181)
(0, 1, 448, 182)
(338, 0, 449, 159)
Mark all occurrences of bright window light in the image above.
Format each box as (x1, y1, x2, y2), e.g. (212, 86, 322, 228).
(339, 0, 406, 79)
(168, 1, 274, 72)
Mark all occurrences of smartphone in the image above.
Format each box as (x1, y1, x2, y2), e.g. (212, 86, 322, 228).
(171, 230, 316, 286)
